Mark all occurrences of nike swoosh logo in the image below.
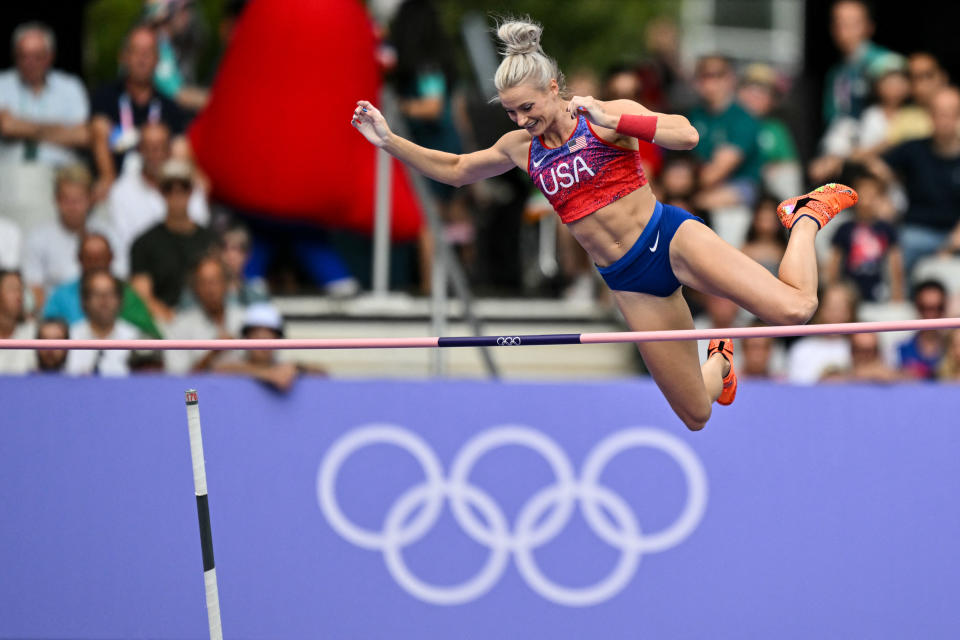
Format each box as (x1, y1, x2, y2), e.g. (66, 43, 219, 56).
(649, 231, 660, 253)
(532, 156, 547, 168)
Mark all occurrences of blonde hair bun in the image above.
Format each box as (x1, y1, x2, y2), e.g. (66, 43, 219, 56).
(496, 19, 542, 56)
(492, 17, 565, 96)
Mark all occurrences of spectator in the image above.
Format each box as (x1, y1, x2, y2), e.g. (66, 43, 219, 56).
(65, 269, 140, 376)
(688, 55, 762, 211)
(826, 170, 904, 301)
(823, 0, 892, 128)
(143, 0, 210, 111)
(164, 255, 244, 375)
(107, 121, 208, 262)
(897, 279, 948, 379)
(814, 53, 908, 179)
(658, 152, 700, 203)
(219, 224, 269, 306)
(22, 164, 119, 311)
(822, 331, 901, 382)
(739, 332, 786, 380)
(0, 22, 90, 231)
(0, 217, 22, 269)
(388, 0, 468, 288)
(886, 52, 949, 146)
(740, 194, 788, 276)
(786, 281, 859, 384)
(0, 22, 90, 166)
(866, 86, 960, 273)
(602, 63, 663, 178)
(737, 63, 802, 200)
(213, 303, 325, 392)
(35, 317, 68, 373)
(0, 270, 35, 374)
(130, 159, 216, 323)
(89, 25, 188, 201)
(857, 53, 910, 153)
(43, 232, 160, 337)
(644, 16, 696, 112)
(937, 329, 960, 381)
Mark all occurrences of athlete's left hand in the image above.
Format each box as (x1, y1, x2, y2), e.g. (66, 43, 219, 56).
(565, 96, 615, 129)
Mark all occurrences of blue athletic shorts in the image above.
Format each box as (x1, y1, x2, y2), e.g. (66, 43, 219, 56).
(596, 201, 703, 297)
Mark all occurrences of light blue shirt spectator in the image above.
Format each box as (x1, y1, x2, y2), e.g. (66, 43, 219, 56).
(0, 69, 89, 166)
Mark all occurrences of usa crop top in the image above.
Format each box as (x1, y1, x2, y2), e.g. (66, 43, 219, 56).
(527, 115, 648, 224)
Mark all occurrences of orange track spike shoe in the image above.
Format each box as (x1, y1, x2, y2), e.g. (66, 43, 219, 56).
(776, 183, 858, 230)
(708, 338, 737, 406)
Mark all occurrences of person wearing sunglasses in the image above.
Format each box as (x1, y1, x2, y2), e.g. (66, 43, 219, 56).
(129, 158, 215, 324)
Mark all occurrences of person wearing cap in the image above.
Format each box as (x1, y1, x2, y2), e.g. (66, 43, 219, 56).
(130, 157, 216, 323)
(213, 303, 325, 392)
(856, 53, 910, 153)
(737, 63, 802, 200)
(812, 52, 910, 182)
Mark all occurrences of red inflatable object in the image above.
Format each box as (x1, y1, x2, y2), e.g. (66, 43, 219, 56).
(189, 0, 423, 241)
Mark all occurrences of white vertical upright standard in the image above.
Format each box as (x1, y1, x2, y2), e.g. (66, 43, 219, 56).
(184, 389, 223, 640)
(430, 242, 447, 376)
(371, 145, 393, 296)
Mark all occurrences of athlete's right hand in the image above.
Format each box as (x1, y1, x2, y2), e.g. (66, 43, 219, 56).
(351, 100, 392, 148)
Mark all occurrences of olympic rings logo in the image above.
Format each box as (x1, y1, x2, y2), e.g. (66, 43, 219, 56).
(317, 424, 708, 607)
(496, 336, 522, 346)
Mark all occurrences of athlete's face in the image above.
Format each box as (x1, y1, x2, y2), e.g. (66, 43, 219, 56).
(500, 81, 560, 136)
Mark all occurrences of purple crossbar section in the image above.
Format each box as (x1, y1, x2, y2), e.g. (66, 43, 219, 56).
(438, 334, 581, 347)
(0, 317, 957, 351)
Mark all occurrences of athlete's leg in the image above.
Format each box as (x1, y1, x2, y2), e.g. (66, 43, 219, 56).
(612, 288, 730, 431)
(669, 219, 820, 326)
(671, 184, 856, 326)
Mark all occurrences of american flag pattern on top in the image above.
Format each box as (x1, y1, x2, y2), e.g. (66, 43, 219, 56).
(528, 115, 647, 224)
(567, 135, 587, 153)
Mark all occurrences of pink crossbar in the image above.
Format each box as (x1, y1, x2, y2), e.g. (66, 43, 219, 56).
(0, 317, 957, 350)
(578, 317, 960, 344)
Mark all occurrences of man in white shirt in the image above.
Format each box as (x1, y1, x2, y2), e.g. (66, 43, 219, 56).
(66, 269, 140, 377)
(0, 270, 35, 374)
(22, 164, 123, 310)
(107, 121, 208, 263)
(0, 22, 89, 165)
(0, 23, 90, 230)
(786, 282, 858, 384)
(164, 255, 244, 375)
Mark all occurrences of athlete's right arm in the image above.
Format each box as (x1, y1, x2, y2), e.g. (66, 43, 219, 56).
(351, 100, 523, 188)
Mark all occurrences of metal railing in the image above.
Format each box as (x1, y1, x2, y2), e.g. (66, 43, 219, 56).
(370, 88, 499, 378)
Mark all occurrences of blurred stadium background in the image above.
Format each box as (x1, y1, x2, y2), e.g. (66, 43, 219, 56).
(2, 1, 960, 638)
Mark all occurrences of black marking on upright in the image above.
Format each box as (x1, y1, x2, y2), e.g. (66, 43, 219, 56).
(196, 494, 216, 572)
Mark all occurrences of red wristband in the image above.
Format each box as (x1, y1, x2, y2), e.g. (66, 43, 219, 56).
(616, 114, 658, 142)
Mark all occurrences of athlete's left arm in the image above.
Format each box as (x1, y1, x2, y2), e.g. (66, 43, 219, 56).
(566, 97, 699, 151)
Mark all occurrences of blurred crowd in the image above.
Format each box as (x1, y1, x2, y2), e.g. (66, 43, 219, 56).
(0, 0, 323, 390)
(0, 0, 957, 385)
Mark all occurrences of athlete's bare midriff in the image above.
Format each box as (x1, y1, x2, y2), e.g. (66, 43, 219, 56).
(565, 185, 657, 267)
